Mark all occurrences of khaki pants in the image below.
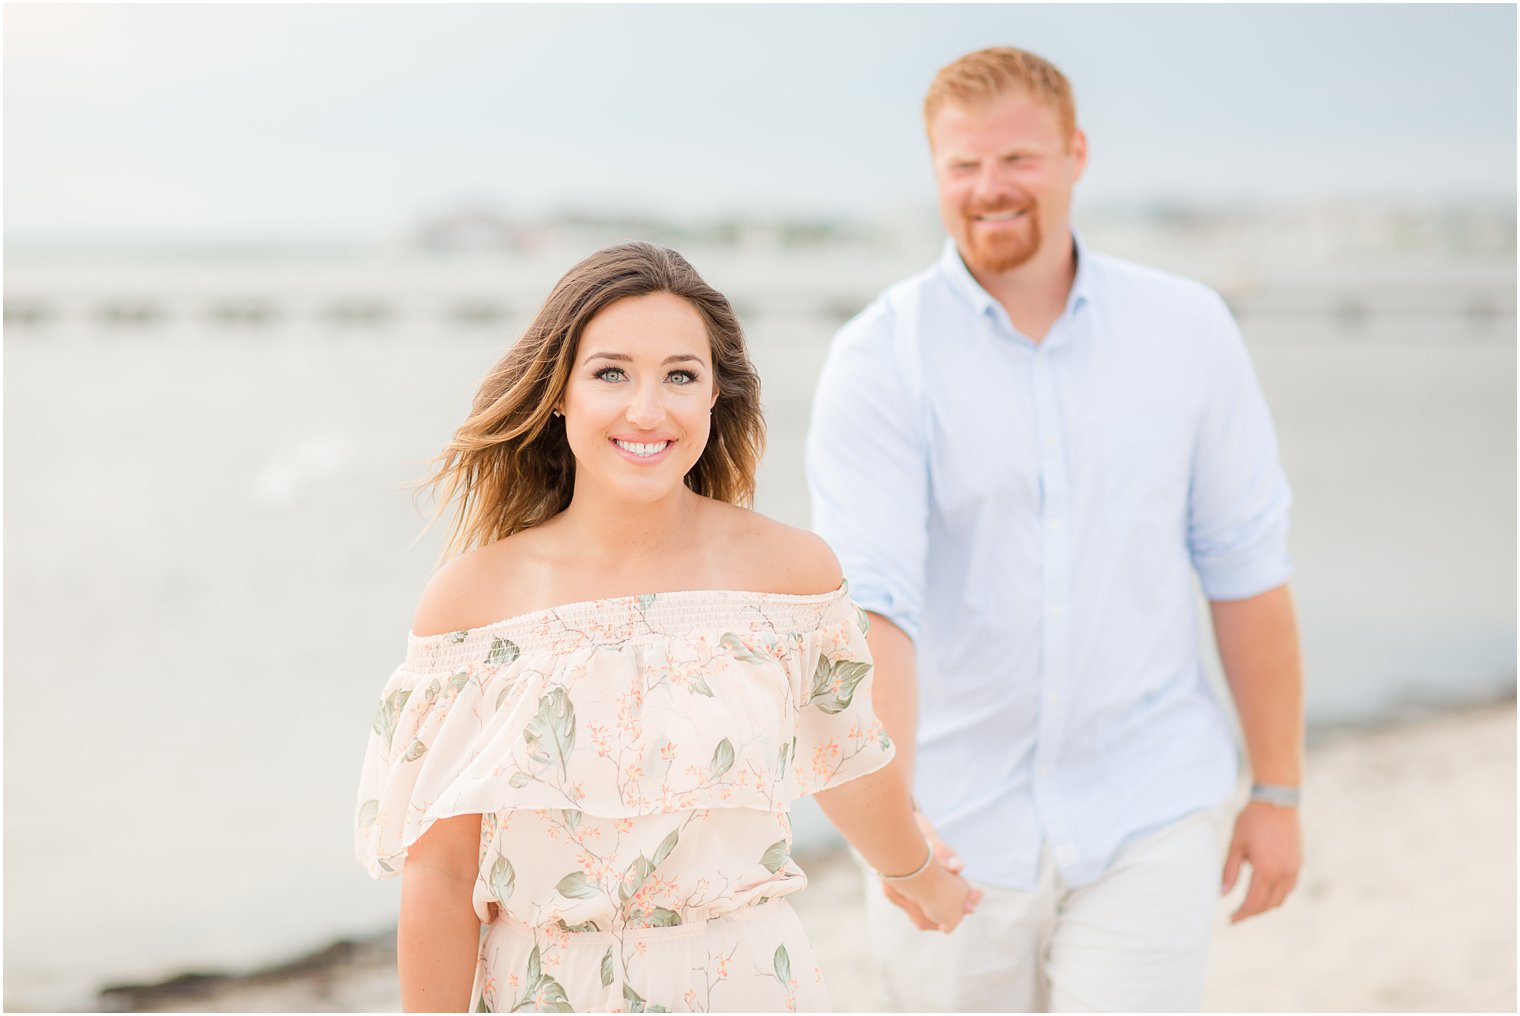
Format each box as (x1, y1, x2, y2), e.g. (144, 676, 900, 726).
(863, 809, 1228, 1012)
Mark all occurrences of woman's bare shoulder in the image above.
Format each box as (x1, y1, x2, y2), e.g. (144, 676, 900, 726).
(714, 504, 844, 597)
(410, 532, 552, 636)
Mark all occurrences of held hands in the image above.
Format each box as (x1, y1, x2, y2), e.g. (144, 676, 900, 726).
(1221, 800, 1302, 923)
(880, 812, 981, 933)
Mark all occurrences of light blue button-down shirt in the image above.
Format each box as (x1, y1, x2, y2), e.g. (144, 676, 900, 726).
(805, 233, 1293, 889)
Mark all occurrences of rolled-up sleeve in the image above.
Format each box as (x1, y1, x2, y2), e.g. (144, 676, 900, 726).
(805, 304, 929, 641)
(1187, 294, 1294, 600)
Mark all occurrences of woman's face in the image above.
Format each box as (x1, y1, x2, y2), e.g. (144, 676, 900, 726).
(559, 291, 718, 505)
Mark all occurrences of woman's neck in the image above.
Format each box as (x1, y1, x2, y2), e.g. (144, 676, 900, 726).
(551, 483, 707, 566)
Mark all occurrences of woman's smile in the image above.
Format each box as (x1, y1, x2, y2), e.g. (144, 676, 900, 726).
(610, 436, 676, 463)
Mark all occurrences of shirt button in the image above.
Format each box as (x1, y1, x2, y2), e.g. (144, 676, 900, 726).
(1055, 846, 1077, 865)
(1046, 693, 1060, 706)
(1050, 605, 1066, 618)
(1044, 437, 1058, 450)
(1037, 765, 1051, 778)
(1047, 520, 1063, 533)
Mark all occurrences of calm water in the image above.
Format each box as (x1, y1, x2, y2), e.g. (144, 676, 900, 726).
(4, 275, 1514, 1007)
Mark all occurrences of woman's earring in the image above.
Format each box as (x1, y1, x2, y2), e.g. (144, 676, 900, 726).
(552, 409, 562, 418)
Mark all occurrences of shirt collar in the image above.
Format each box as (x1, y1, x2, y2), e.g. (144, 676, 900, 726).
(1067, 227, 1093, 314)
(936, 227, 1094, 326)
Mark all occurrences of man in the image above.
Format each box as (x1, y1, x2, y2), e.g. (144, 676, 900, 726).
(805, 47, 1304, 1012)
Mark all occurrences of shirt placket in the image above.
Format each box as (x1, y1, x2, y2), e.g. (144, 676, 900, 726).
(1030, 339, 1080, 871)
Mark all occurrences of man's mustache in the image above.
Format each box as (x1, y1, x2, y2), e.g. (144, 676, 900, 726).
(964, 199, 1035, 216)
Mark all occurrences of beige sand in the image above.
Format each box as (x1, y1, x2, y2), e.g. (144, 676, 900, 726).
(113, 702, 1514, 1013)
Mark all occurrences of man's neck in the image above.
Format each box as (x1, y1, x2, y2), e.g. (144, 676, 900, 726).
(963, 229, 1078, 344)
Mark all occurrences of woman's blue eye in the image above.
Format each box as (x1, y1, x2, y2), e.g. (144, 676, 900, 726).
(593, 366, 699, 384)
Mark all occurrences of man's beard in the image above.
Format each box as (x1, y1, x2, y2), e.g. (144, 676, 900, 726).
(961, 205, 1042, 275)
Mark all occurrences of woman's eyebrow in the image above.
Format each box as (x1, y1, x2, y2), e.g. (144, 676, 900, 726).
(580, 352, 707, 366)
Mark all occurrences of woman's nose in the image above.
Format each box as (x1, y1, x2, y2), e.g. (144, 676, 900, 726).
(625, 384, 665, 427)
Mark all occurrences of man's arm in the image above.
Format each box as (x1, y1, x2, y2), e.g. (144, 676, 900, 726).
(804, 303, 928, 642)
(1184, 293, 1303, 923)
(865, 614, 918, 789)
(1212, 583, 1304, 923)
(805, 302, 950, 929)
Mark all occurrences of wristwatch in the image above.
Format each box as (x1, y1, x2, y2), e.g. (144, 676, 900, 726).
(1249, 782, 1301, 808)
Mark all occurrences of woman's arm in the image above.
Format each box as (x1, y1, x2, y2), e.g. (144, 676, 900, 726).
(814, 752, 980, 932)
(757, 527, 977, 930)
(398, 813, 483, 1012)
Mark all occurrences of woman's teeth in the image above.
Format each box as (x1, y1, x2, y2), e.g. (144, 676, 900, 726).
(614, 439, 670, 458)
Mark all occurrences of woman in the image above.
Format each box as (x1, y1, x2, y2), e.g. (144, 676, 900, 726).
(356, 242, 977, 1013)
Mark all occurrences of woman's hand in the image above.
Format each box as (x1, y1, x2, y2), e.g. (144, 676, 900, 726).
(880, 811, 966, 930)
(888, 856, 982, 933)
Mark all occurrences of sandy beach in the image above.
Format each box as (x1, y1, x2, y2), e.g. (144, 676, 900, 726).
(99, 700, 1515, 1013)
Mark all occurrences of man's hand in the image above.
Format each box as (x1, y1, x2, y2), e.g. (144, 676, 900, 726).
(1221, 801, 1302, 923)
(881, 811, 973, 930)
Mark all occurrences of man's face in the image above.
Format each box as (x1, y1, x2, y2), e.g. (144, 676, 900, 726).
(928, 90, 1087, 276)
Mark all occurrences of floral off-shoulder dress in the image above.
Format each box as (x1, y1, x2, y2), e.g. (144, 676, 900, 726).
(355, 583, 892, 1013)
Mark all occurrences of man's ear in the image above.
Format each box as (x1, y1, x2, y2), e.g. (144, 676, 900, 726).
(1069, 127, 1089, 182)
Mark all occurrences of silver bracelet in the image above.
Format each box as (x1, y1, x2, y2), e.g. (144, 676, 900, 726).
(878, 841, 935, 882)
(1249, 782, 1301, 808)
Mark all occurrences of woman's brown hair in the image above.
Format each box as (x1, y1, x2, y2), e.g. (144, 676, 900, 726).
(423, 241, 765, 559)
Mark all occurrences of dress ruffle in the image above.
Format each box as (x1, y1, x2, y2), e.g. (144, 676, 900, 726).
(355, 584, 892, 880)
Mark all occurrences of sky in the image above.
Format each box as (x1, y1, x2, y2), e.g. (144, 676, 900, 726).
(5, 3, 1516, 248)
